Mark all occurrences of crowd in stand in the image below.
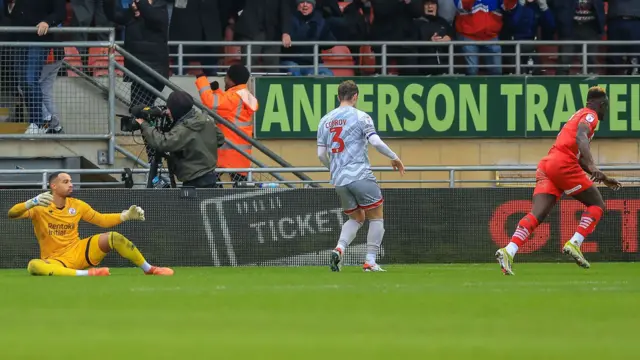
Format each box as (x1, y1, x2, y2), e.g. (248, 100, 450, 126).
(1, 0, 639, 77)
(45, 0, 639, 76)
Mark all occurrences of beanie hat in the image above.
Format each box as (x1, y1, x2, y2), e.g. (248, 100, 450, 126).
(166, 91, 194, 121)
(227, 63, 251, 86)
(297, 0, 316, 5)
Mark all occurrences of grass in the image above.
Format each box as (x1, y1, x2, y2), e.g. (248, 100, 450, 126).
(0, 263, 638, 360)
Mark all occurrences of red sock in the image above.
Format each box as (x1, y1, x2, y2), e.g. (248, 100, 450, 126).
(511, 213, 539, 247)
(576, 206, 604, 237)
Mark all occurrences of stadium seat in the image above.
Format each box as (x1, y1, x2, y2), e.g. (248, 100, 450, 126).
(322, 46, 355, 76)
(222, 24, 242, 67)
(89, 47, 124, 77)
(359, 45, 377, 75)
(63, 47, 83, 77)
(186, 61, 204, 76)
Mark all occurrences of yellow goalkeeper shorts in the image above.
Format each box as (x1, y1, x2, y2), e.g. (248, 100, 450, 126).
(46, 235, 108, 270)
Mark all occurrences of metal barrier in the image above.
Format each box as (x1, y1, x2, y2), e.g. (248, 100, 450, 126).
(1, 165, 640, 189)
(0, 27, 117, 164)
(112, 45, 315, 187)
(163, 40, 640, 76)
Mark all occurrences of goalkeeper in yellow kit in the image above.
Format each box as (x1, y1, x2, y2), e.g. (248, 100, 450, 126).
(8, 172, 174, 276)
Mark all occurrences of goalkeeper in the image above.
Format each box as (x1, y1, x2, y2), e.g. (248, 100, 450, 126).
(7, 172, 174, 277)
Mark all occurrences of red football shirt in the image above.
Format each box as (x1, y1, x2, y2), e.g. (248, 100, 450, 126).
(546, 108, 599, 161)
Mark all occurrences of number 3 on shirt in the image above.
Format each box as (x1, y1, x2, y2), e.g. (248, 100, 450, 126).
(330, 127, 345, 153)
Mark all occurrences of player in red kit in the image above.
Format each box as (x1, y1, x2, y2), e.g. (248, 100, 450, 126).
(495, 86, 622, 275)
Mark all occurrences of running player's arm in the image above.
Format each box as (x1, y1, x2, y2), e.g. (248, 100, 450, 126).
(79, 201, 124, 228)
(576, 114, 598, 175)
(316, 118, 330, 168)
(317, 145, 330, 168)
(361, 114, 398, 160)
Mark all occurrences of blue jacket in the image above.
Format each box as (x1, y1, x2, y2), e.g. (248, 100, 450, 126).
(504, 2, 555, 40)
(552, 0, 605, 37)
(282, 10, 336, 65)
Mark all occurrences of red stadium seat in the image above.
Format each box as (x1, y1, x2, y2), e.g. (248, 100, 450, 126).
(222, 24, 242, 67)
(63, 47, 83, 77)
(322, 46, 355, 76)
(186, 61, 204, 76)
(359, 45, 377, 75)
(88, 47, 124, 77)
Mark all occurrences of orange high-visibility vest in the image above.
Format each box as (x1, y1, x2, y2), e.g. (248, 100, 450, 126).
(196, 77, 258, 172)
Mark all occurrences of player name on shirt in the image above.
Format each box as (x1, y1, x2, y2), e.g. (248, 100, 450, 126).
(325, 119, 347, 128)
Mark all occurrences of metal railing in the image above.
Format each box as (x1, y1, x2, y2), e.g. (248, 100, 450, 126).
(0, 27, 117, 164)
(161, 40, 640, 76)
(1, 165, 640, 189)
(112, 44, 315, 186)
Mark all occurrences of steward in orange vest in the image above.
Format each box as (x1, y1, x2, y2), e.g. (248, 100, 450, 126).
(195, 64, 258, 183)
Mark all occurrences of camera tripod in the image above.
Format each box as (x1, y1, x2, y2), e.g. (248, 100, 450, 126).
(146, 150, 177, 189)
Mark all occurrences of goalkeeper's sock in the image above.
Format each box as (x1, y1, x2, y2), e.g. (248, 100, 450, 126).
(336, 219, 363, 252)
(365, 219, 385, 264)
(108, 232, 151, 272)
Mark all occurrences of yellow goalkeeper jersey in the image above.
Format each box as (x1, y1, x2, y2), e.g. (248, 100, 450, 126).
(11, 197, 122, 260)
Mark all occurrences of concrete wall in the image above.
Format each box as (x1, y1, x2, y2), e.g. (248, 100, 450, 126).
(0, 75, 225, 135)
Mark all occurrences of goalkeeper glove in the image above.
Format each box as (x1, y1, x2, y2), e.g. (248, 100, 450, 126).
(120, 205, 145, 221)
(25, 192, 53, 209)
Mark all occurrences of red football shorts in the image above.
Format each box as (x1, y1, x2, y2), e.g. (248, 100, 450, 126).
(534, 156, 593, 198)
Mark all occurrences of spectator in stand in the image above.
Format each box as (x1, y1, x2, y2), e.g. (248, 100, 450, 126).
(232, 0, 293, 72)
(104, 0, 169, 107)
(552, 0, 605, 75)
(40, 24, 65, 134)
(454, 0, 517, 76)
(326, 0, 371, 75)
(281, 0, 336, 76)
(70, 0, 112, 45)
(502, 0, 555, 75)
(606, 0, 640, 75)
(169, 0, 222, 76)
(6, 0, 66, 134)
(104, 0, 169, 171)
(369, 0, 423, 75)
(413, 0, 454, 75)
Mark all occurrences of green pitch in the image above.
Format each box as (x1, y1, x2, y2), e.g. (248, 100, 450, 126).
(0, 263, 638, 360)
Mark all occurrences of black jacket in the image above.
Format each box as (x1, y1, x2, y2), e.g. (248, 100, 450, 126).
(104, 0, 169, 82)
(141, 109, 225, 182)
(5, 0, 66, 42)
(169, 0, 222, 44)
(551, 0, 606, 37)
(369, 0, 422, 41)
(282, 10, 335, 65)
(413, 15, 454, 74)
(233, 0, 292, 41)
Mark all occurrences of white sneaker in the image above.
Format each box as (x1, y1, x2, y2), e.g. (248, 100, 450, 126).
(363, 262, 386, 272)
(25, 123, 44, 134)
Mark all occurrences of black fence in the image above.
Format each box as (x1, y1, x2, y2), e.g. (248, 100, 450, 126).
(0, 188, 638, 269)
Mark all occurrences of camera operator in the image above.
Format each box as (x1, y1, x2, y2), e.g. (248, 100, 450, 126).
(136, 91, 225, 188)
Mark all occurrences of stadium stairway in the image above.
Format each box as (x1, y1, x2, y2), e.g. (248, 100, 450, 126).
(0, 69, 290, 187)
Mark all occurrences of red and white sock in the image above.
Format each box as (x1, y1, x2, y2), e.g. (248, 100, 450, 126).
(505, 213, 539, 257)
(570, 206, 604, 247)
